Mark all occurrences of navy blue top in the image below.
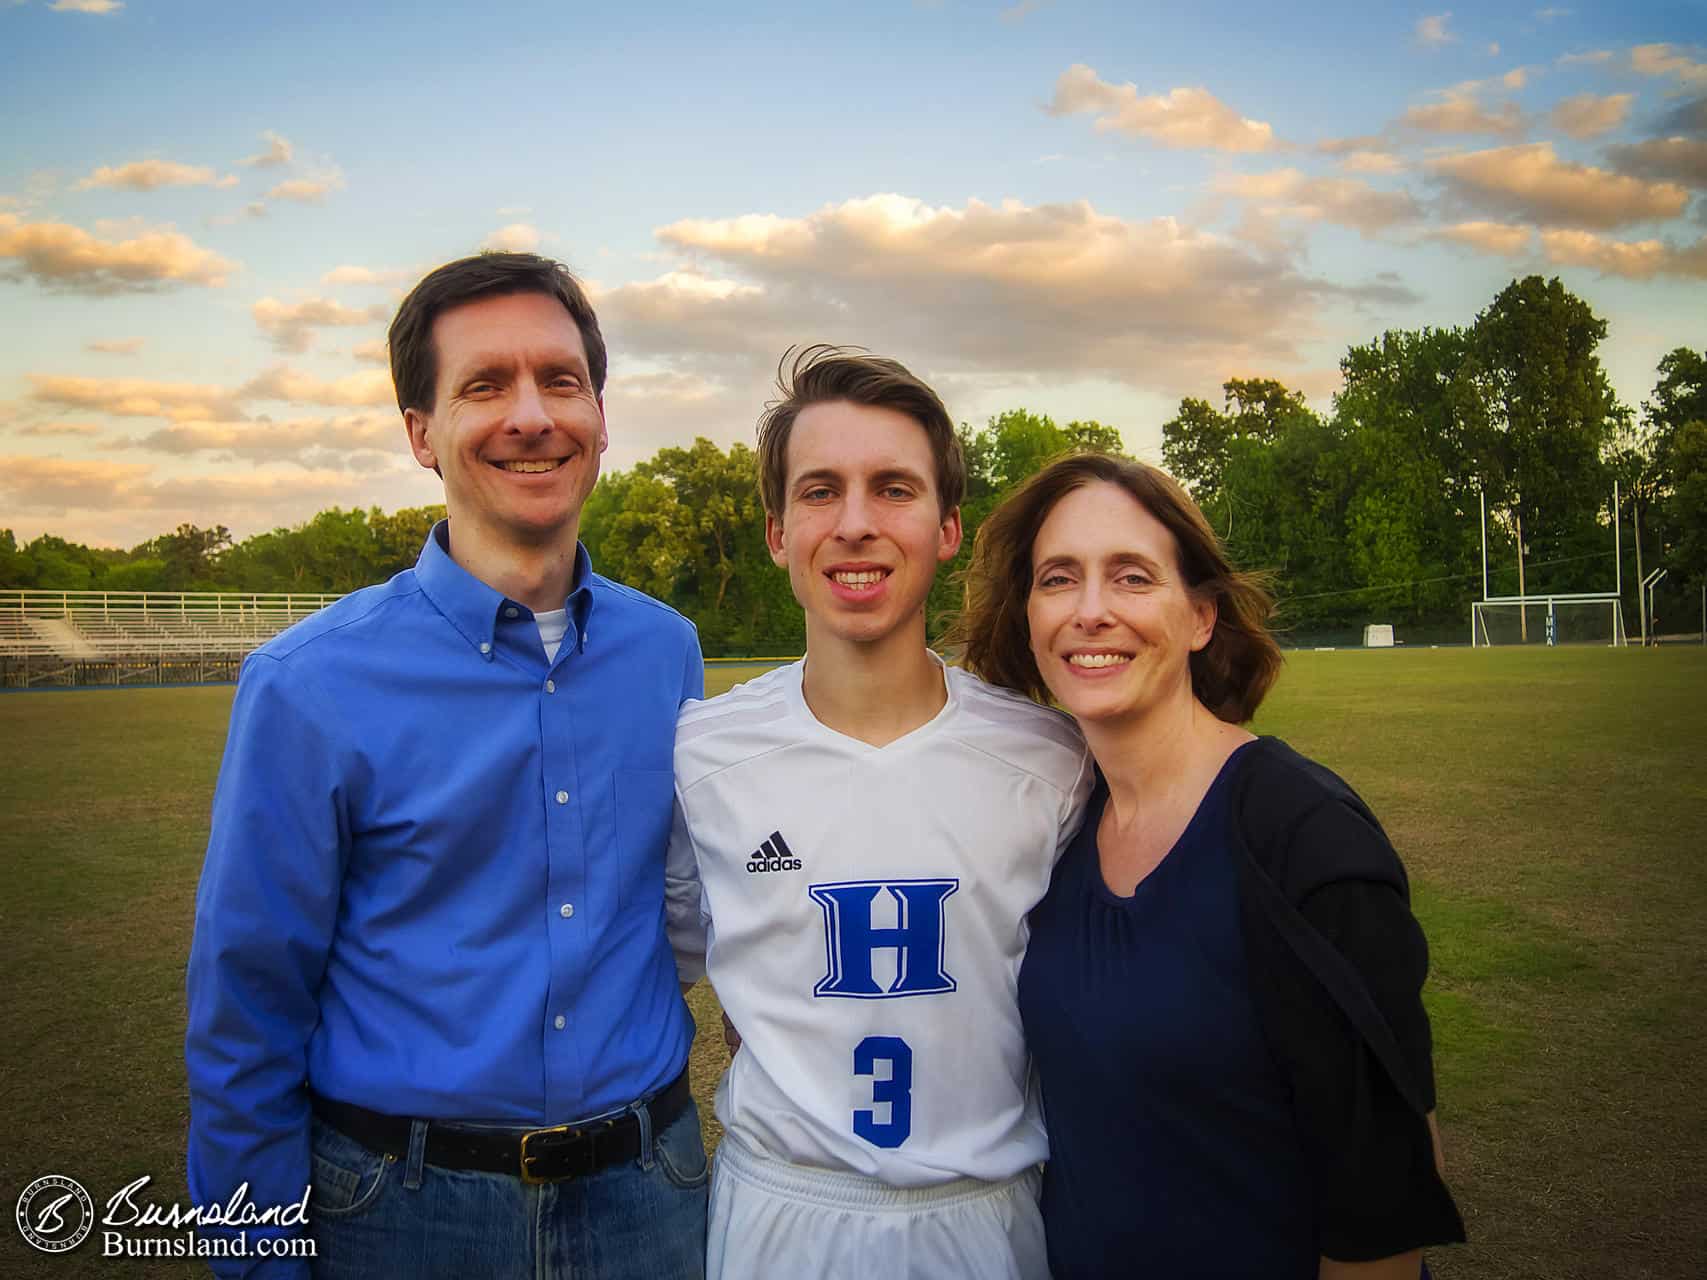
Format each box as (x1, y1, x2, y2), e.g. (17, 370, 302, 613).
(185, 522, 703, 1274)
(1018, 745, 1317, 1278)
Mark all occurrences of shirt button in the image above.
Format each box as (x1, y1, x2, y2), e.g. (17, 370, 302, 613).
(478, 641, 491, 654)
(545, 680, 556, 694)
(555, 790, 569, 805)
(554, 1015, 566, 1031)
(559, 903, 574, 918)
(504, 607, 519, 619)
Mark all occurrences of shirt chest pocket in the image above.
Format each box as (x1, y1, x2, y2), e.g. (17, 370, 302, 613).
(612, 768, 674, 912)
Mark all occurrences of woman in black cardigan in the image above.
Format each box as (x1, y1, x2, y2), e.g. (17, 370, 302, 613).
(954, 452, 1463, 1278)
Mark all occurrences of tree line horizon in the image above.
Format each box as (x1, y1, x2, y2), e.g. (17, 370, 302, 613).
(5, 276, 1703, 651)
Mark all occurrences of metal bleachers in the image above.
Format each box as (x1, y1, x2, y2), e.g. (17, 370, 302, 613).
(0, 589, 344, 688)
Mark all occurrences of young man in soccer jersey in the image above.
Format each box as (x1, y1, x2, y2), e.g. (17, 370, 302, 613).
(664, 346, 1091, 1279)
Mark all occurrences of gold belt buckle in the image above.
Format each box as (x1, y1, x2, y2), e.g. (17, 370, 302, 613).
(519, 1123, 574, 1185)
(518, 1116, 618, 1184)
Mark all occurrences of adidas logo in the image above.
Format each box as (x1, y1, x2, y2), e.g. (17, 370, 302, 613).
(746, 831, 802, 874)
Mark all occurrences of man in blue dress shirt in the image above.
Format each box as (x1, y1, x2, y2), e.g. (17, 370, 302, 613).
(185, 253, 709, 1278)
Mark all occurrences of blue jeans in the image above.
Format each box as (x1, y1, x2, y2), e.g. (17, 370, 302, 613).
(308, 1097, 709, 1279)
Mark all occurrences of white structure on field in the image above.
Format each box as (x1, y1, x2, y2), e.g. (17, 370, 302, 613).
(1470, 484, 1629, 648)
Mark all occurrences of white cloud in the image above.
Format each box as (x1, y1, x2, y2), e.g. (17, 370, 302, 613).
(28, 374, 245, 422)
(594, 193, 1415, 405)
(1046, 65, 1279, 152)
(1535, 8, 1571, 20)
(1656, 96, 1707, 138)
(73, 160, 237, 191)
(352, 338, 390, 364)
(321, 264, 407, 286)
(1430, 143, 1690, 229)
(84, 337, 144, 355)
(113, 412, 401, 467)
(11, 421, 104, 438)
(0, 213, 236, 293)
(1400, 92, 1525, 136)
(1212, 169, 1421, 234)
(252, 296, 389, 353)
(1549, 93, 1634, 140)
(27, 365, 396, 422)
(0, 455, 383, 542)
(0, 456, 153, 512)
(1338, 150, 1406, 175)
(1606, 137, 1707, 188)
(1415, 13, 1456, 48)
(241, 131, 293, 169)
(1630, 44, 1707, 91)
(1557, 50, 1612, 67)
(240, 366, 396, 410)
(49, 0, 123, 12)
(1317, 135, 1388, 155)
(482, 223, 542, 252)
(267, 173, 342, 203)
(1540, 228, 1707, 279)
(1429, 220, 1534, 256)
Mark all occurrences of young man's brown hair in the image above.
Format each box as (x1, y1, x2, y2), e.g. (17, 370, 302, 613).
(387, 251, 607, 414)
(755, 345, 966, 516)
(954, 451, 1283, 724)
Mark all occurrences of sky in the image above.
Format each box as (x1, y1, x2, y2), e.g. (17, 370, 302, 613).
(2, 0, 1703, 548)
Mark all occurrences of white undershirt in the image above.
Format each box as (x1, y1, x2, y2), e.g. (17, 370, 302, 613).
(535, 608, 569, 662)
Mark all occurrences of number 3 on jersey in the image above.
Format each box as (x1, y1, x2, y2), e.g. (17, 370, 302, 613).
(852, 1036, 912, 1148)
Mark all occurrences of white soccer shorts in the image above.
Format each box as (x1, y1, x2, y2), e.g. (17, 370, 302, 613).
(707, 1133, 1049, 1280)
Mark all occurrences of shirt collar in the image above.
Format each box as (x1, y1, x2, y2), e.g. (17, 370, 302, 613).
(415, 520, 597, 656)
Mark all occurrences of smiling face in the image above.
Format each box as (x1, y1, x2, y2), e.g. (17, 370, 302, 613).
(766, 399, 962, 651)
(403, 290, 607, 551)
(1025, 480, 1216, 728)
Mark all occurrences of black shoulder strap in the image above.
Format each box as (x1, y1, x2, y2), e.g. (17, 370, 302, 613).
(1234, 742, 1433, 1118)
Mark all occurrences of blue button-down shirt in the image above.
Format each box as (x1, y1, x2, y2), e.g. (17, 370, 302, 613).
(185, 523, 703, 1271)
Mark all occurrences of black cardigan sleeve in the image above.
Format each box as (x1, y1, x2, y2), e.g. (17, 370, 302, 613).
(1291, 804, 1437, 1115)
(1235, 739, 1466, 1260)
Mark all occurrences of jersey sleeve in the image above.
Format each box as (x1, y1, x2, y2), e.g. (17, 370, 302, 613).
(664, 785, 708, 986)
(1054, 745, 1095, 861)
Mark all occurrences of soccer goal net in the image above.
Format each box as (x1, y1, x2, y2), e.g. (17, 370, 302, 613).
(1471, 596, 1629, 647)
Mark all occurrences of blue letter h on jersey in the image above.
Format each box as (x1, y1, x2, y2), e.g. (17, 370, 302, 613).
(810, 879, 959, 998)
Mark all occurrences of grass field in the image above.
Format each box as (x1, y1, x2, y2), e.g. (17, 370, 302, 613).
(2, 647, 1704, 1278)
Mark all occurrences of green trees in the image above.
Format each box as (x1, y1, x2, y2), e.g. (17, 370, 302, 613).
(1153, 279, 1627, 637)
(580, 438, 797, 654)
(215, 507, 446, 593)
(0, 533, 119, 591)
(3, 277, 1692, 645)
(1162, 379, 1355, 629)
(1334, 328, 1488, 619)
(1469, 276, 1621, 597)
(1638, 349, 1707, 617)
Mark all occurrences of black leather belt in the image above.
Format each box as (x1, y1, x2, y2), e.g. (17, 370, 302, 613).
(310, 1068, 692, 1185)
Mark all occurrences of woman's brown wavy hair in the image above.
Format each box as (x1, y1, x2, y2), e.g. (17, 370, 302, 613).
(953, 452, 1282, 724)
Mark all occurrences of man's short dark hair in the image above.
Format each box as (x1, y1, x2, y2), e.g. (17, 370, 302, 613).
(388, 252, 607, 414)
(755, 344, 966, 517)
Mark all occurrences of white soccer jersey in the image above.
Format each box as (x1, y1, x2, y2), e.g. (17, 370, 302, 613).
(668, 658, 1091, 1187)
